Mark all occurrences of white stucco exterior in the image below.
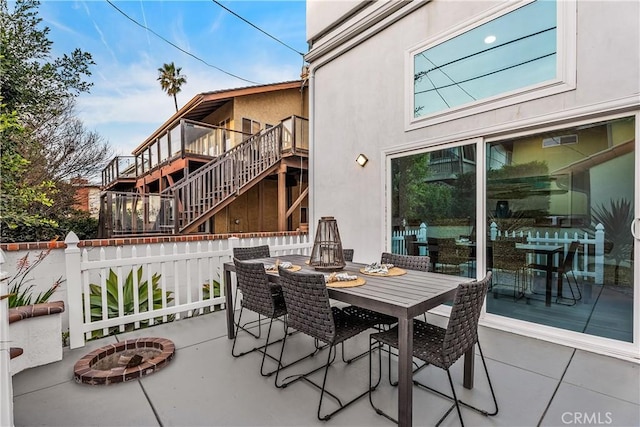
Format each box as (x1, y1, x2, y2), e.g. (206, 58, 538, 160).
(305, 0, 640, 359)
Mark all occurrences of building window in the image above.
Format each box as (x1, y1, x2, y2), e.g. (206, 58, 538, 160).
(242, 118, 261, 140)
(409, 0, 576, 128)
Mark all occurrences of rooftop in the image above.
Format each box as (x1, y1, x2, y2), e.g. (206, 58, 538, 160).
(11, 309, 640, 427)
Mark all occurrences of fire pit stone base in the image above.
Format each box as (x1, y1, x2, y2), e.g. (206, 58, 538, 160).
(74, 337, 175, 385)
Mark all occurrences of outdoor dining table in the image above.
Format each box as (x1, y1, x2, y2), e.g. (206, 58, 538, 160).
(515, 243, 564, 307)
(223, 254, 474, 427)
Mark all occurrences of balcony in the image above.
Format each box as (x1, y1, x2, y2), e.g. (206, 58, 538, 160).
(100, 192, 174, 236)
(101, 156, 136, 189)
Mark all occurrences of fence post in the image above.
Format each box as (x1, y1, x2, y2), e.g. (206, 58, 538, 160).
(417, 223, 428, 256)
(490, 222, 498, 241)
(0, 249, 14, 427)
(594, 223, 605, 285)
(65, 231, 85, 349)
(417, 223, 427, 242)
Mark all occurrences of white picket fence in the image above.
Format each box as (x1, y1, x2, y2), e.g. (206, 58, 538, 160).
(489, 222, 605, 284)
(392, 222, 605, 284)
(65, 232, 312, 349)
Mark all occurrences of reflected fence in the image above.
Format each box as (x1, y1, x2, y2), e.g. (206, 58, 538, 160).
(392, 222, 605, 284)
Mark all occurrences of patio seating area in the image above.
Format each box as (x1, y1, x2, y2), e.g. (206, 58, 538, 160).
(11, 308, 640, 427)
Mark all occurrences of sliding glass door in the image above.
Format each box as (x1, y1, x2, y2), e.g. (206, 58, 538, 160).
(389, 115, 635, 344)
(486, 116, 635, 342)
(390, 144, 477, 277)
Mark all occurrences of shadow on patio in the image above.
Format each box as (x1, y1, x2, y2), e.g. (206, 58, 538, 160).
(11, 310, 640, 427)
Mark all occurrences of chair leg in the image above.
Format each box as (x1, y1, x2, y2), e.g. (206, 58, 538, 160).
(413, 340, 499, 419)
(277, 339, 369, 421)
(441, 370, 464, 427)
(568, 271, 582, 301)
(555, 273, 578, 306)
(232, 309, 285, 360)
(233, 288, 263, 338)
(369, 336, 397, 423)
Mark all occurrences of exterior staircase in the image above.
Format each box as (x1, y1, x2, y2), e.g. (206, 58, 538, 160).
(168, 122, 285, 233)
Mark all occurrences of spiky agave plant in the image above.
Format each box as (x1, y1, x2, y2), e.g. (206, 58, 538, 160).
(89, 267, 173, 336)
(591, 198, 633, 285)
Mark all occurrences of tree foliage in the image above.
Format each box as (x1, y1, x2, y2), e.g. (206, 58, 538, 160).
(0, 0, 111, 241)
(157, 62, 187, 112)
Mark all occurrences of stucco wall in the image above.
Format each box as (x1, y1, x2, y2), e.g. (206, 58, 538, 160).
(234, 88, 307, 132)
(306, 0, 363, 43)
(307, 0, 640, 263)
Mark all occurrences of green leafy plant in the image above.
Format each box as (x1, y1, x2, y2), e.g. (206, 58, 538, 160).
(7, 245, 64, 308)
(590, 198, 634, 285)
(194, 280, 221, 315)
(89, 267, 173, 336)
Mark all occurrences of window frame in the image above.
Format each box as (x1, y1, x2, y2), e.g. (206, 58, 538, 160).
(405, 0, 576, 131)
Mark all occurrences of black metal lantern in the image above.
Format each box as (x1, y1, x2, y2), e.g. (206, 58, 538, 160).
(310, 216, 346, 271)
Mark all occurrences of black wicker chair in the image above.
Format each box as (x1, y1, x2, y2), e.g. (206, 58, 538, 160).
(382, 252, 431, 272)
(232, 258, 317, 376)
(528, 240, 582, 305)
(232, 258, 285, 375)
(343, 252, 431, 381)
(274, 267, 373, 421)
(343, 249, 354, 262)
(232, 245, 271, 337)
(437, 238, 473, 276)
(368, 272, 498, 426)
(344, 252, 431, 328)
(491, 239, 528, 300)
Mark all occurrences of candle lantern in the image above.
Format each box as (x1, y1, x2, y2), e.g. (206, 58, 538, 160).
(309, 216, 346, 271)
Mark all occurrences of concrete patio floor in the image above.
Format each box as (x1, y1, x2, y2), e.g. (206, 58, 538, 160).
(11, 309, 640, 427)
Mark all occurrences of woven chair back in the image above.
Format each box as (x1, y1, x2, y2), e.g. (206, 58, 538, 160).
(381, 252, 431, 272)
(233, 245, 271, 261)
(560, 241, 580, 273)
(343, 249, 354, 262)
(233, 258, 279, 317)
(441, 271, 492, 368)
(492, 239, 526, 271)
(438, 238, 471, 265)
(277, 267, 336, 343)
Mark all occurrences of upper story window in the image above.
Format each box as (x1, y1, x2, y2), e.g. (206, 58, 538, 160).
(409, 0, 575, 129)
(242, 118, 261, 140)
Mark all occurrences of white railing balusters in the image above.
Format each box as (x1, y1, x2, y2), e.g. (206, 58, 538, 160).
(172, 243, 181, 321)
(65, 232, 311, 348)
(160, 244, 168, 323)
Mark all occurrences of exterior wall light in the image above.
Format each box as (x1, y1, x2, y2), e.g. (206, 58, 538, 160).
(356, 154, 368, 167)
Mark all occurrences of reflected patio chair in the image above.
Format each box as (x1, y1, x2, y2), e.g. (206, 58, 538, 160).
(404, 234, 418, 255)
(491, 239, 528, 300)
(529, 240, 582, 306)
(232, 245, 271, 337)
(369, 272, 498, 426)
(437, 238, 472, 276)
(275, 267, 373, 421)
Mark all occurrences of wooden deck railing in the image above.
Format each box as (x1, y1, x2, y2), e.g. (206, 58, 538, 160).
(172, 124, 283, 232)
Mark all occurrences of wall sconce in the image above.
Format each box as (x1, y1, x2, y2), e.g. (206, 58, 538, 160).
(356, 153, 368, 167)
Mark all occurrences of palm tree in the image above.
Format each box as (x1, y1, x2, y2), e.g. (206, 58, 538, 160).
(157, 62, 187, 112)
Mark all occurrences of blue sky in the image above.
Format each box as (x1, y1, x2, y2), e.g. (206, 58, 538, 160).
(36, 0, 307, 157)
